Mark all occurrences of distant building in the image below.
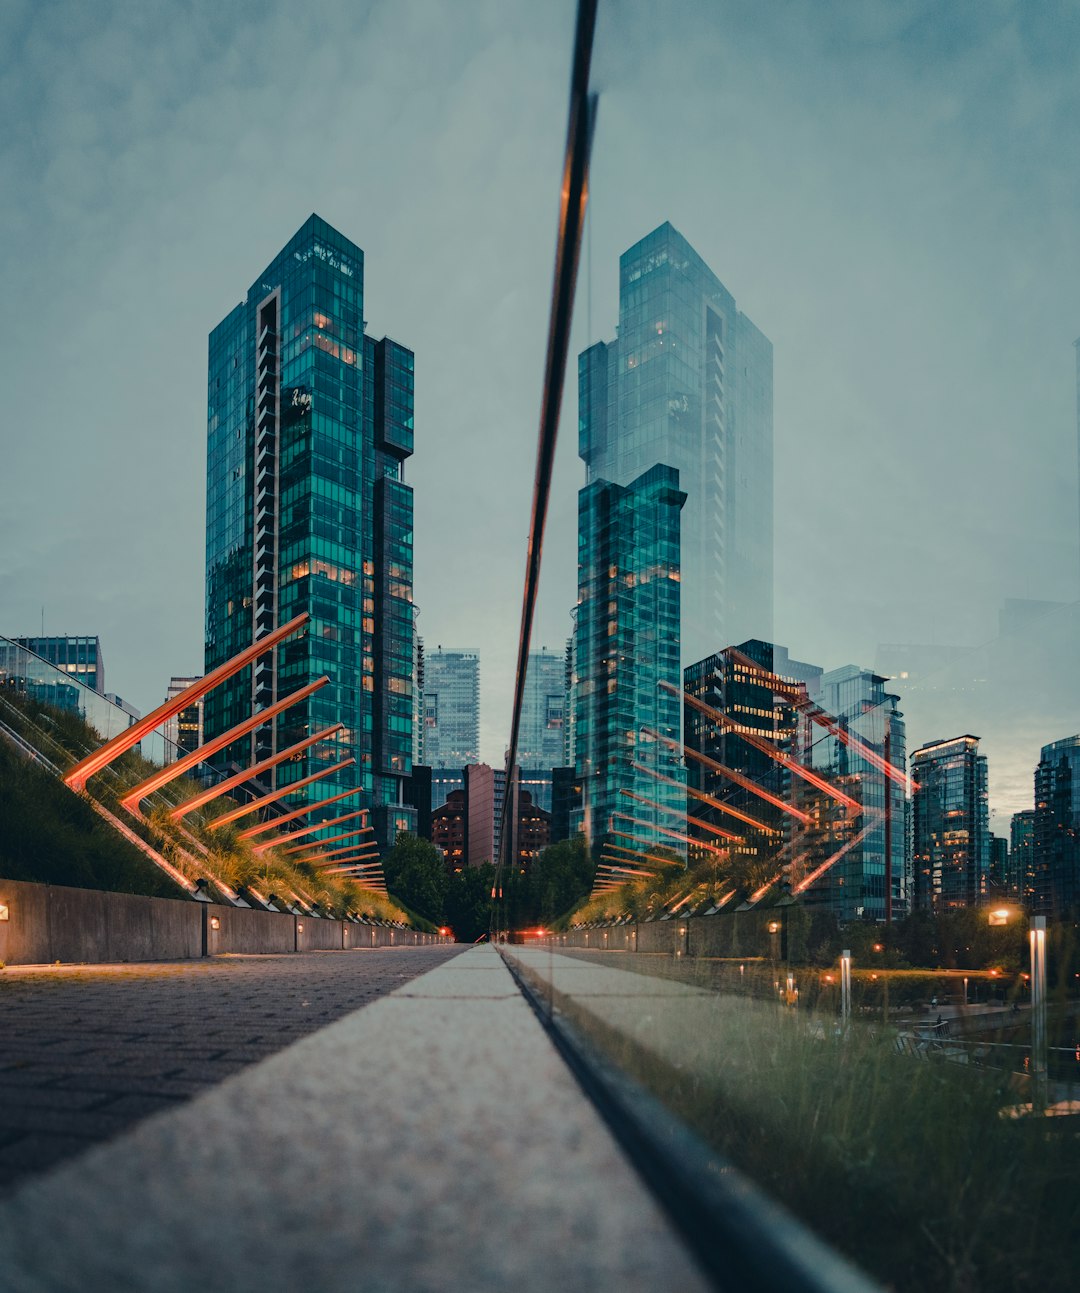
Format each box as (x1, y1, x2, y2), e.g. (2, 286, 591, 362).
(519, 649, 566, 773)
(1033, 735, 1080, 918)
(571, 465, 686, 857)
(550, 766, 583, 845)
(423, 648, 479, 767)
(431, 789, 466, 872)
(579, 221, 773, 661)
(1010, 809, 1037, 908)
(989, 835, 1010, 894)
(13, 636, 103, 694)
(465, 763, 496, 868)
(162, 676, 204, 761)
(911, 736, 990, 911)
(430, 767, 466, 812)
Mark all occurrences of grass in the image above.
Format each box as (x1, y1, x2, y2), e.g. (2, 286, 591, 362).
(542, 964, 1079, 1293)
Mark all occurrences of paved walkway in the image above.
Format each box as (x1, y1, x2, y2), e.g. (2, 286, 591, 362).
(0, 945, 463, 1193)
(0, 945, 709, 1293)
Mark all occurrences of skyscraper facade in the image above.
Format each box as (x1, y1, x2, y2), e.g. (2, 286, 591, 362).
(1033, 734, 1080, 917)
(423, 648, 479, 767)
(14, 636, 103, 694)
(571, 464, 686, 856)
(911, 736, 990, 911)
(1010, 809, 1036, 907)
(806, 665, 908, 922)
(579, 222, 773, 663)
(519, 649, 566, 771)
(204, 215, 416, 847)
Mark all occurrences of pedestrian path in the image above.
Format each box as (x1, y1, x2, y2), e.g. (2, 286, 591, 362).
(0, 945, 708, 1292)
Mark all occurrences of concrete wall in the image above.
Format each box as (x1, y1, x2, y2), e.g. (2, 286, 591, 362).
(555, 908, 792, 959)
(0, 877, 448, 966)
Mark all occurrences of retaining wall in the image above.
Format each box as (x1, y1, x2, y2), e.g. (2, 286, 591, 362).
(0, 877, 447, 966)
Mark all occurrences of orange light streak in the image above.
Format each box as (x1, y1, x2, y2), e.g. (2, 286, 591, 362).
(792, 818, 879, 895)
(668, 682, 862, 812)
(722, 647, 915, 792)
(239, 789, 362, 840)
(64, 613, 310, 792)
(613, 813, 724, 858)
(171, 724, 343, 821)
(206, 757, 355, 830)
(607, 835, 686, 866)
(119, 676, 328, 812)
(281, 826, 373, 855)
(294, 840, 376, 863)
(251, 807, 369, 854)
(619, 788, 740, 841)
(633, 761, 776, 834)
(643, 727, 811, 824)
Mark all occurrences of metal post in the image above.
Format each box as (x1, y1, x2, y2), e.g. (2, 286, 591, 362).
(841, 949, 852, 1032)
(1030, 915, 1048, 1113)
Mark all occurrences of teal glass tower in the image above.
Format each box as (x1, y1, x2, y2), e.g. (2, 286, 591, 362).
(571, 465, 686, 857)
(204, 215, 416, 847)
(579, 222, 773, 664)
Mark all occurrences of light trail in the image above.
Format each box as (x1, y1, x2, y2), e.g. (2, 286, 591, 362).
(619, 787, 741, 841)
(643, 727, 812, 823)
(250, 806, 367, 852)
(633, 761, 777, 834)
(613, 812, 726, 858)
(207, 757, 356, 830)
(668, 682, 862, 812)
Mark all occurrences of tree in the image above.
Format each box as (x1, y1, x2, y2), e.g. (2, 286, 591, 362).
(382, 832, 449, 922)
(444, 864, 495, 942)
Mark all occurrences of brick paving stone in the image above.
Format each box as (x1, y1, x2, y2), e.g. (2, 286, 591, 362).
(0, 944, 462, 1194)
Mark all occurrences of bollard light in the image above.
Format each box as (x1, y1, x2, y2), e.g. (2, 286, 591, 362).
(1030, 916, 1048, 1113)
(840, 949, 852, 1031)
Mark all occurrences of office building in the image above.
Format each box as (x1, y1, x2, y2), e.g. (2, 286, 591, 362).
(571, 464, 686, 856)
(579, 222, 773, 662)
(911, 736, 990, 911)
(423, 648, 479, 767)
(1033, 734, 1080, 917)
(1010, 809, 1036, 907)
(162, 676, 204, 761)
(519, 649, 566, 774)
(13, 636, 103, 694)
(204, 215, 416, 847)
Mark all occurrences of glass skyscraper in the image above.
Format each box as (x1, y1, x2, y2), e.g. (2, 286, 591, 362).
(422, 648, 479, 768)
(571, 464, 686, 857)
(1033, 734, 1080, 917)
(14, 636, 104, 694)
(579, 222, 773, 664)
(518, 649, 566, 771)
(911, 735, 990, 911)
(204, 214, 416, 847)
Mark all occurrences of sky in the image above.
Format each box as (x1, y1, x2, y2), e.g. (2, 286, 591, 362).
(1, 0, 1078, 825)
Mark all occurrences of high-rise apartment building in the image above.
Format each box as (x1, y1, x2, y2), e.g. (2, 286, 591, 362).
(579, 222, 773, 663)
(806, 665, 908, 922)
(1010, 809, 1036, 907)
(571, 464, 686, 856)
(204, 215, 416, 847)
(519, 649, 566, 771)
(423, 648, 479, 767)
(911, 736, 990, 911)
(14, 636, 103, 694)
(1033, 734, 1080, 917)
(162, 675, 204, 761)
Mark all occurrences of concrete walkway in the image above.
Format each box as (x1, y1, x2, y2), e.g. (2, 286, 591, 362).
(0, 945, 708, 1292)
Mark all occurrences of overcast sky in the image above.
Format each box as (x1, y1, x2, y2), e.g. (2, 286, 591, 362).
(1, 0, 1077, 823)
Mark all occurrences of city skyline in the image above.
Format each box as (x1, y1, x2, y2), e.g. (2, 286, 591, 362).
(2, 2, 1079, 825)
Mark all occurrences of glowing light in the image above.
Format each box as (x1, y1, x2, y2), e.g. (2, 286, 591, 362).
(238, 789, 363, 840)
(206, 757, 356, 830)
(64, 613, 310, 792)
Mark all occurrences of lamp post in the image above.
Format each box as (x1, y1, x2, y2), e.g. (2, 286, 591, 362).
(841, 948, 852, 1033)
(1030, 915, 1048, 1114)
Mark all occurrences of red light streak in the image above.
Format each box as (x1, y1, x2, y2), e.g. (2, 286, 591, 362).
(633, 762, 776, 833)
(207, 757, 356, 830)
(669, 683, 862, 812)
(619, 787, 741, 841)
(614, 812, 726, 857)
(250, 806, 368, 853)
(239, 789, 363, 840)
(281, 825, 373, 854)
(643, 727, 811, 823)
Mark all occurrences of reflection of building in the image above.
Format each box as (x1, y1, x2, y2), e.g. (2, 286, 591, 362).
(1010, 809, 1036, 907)
(431, 789, 466, 871)
(911, 736, 990, 911)
(571, 465, 686, 856)
(579, 221, 773, 661)
(423, 648, 479, 767)
(162, 676, 204, 761)
(683, 641, 818, 891)
(519, 650, 565, 775)
(1033, 734, 1080, 918)
(204, 215, 416, 848)
(430, 771, 551, 873)
(551, 766, 582, 844)
(803, 666, 907, 923)
(13, 636, 103, 693)
(989, 835, 1010, 893)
